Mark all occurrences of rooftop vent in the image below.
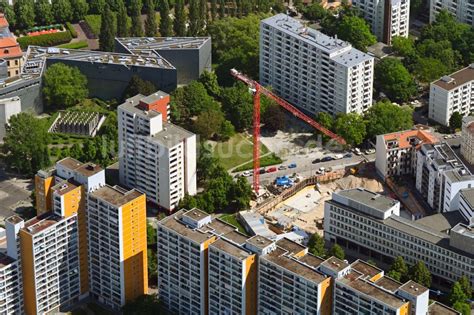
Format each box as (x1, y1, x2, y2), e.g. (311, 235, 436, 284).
(441, 75, 454, 83)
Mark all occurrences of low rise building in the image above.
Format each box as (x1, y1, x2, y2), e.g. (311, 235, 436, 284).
(376, 129, 438, 179)
(0, 96, 21, 141)
(118, 92, 196, 210)
(461, 116, 474, 164)
(429, 64, 474, 126)
(0, 14, 23, 78)
(324, 188, 474, 287)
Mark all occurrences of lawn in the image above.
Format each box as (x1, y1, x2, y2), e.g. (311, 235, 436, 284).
(233, 153, 283, 172)
(211, 133, 270, 170)
(57, 40, 88, 49)
(219, 214, 247, 234)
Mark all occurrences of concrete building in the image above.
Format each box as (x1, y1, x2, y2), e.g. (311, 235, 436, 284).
(87, 185, 148, 310)
(429, 0, 474, 26)
(0, 14, 23, 78)
(118, 92, 196, 211)
(459, 188, 474, 222)
(115, 37, 212, 85)
(0, 252, 23, 314)
(416, 143, 474, 215)
(429, 64, 474, 126)
(351, 0, 410, 44)
(376, 129, 438, 179)
(0, 96, 20, 141)
(324, 188, 474, 287)
(260, 14, 374, 116)
(461, 115, 474, 164)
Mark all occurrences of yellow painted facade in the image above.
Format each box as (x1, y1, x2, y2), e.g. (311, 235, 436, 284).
(19, 230, 36, 315)
(35, 175, 54, 216)
(122, 194, 148, 303)
(60, 185, 82, 217)
(244, 254, 258, 315)
(319, 277, 333, 315)
(399, 302, 410, 315)
(202, 236, 217, 315)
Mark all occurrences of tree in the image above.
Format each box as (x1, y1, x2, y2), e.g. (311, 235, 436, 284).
(71, 0, 89, 22)
(303, 3, 326, 20)
(329, 244, 345, 260)
(173, 0, 186, 36)
(198, 71, 221, 97)
(70, 143, 83, 160)
(171, 81, 219, 122)
(82, 139, 97, 161)
(147, 221, 157, 244)
(43, 63, 88, 109)
(452, 301, 471, 315)
(221, 83, 253, 131)
(375, 58, 417, 103)
(0, 1, 15, 27)
(218, 0, 225, 18)
(336, 15, 376, 52)
(230, 176, 252, 210)
(89, 0, 106, 14)
(307, 233, 326, 257)
(199, 0, 208, 30)
(144, 0, 157, 36)
(147, 248, 158, 284)
(122, 294, 161, 314)
(315, 112, 333, 130)
(458, 276, 472, 300)
(99, 4, 116, 52)
(188, 0, 200, 36)
(196, 142, 218, 182)
(388, 256, 409, 282)
(412, 57, 449, 83)
(263, 104, 285, 132)
(158, 0, 172, 36)
(409, 261, 432, 287)
(449, 111, 463, 130)
(220, 120, 235, 140)
(334, 113, 366, 146)
(211, 0, 217, 20)
(123, 75, 157, 99)
(193, 109, 225, 139)
(387, 270, 402, 281)
(51, 0, 72, 24)
(391, 36, 416, 57)
(2, 113, 50, 175)
(449, 282, 468, 306)
(35, 0, 53, 26)
(13, 0, 35, 30)
(130, 0, 144, 37)
(116, 0, 129, 37)
(364, 101, 413, 139)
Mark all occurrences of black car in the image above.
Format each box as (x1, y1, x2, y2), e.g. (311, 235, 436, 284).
(259, 168, 266, 174)
(321, 156, 334, 162)
(312, 158, 321, 164)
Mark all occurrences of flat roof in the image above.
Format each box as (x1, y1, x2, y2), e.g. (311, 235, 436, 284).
(416, 211, 466, 233)
(428, 301, 460, 315)
(351, 260, 382, 278)
(0, 253, 15, 268)
(246, 235, 274, 249)
(374, 277, 403, 292)
(151, 122, 194, 148)
(336, 188, 399, 212)
(23, 213, 62, 235)
(276, 238, 306, 255)
(383, 129, 438, 150)
(6, 215, 23, 225)
(432, 65, 474, 91)
(159, 211, 214, 244)
(297, 253, 325, 268)
(222, 230, 249, 245)
(57, 157, 82, 170)
(399, 280, 428, 297)
(56, 157, 103, 177)
(210, 238, 253, 260)
(182, 208, 209, 222)
(117, 37, 210, 51)
(52, 179, 79, 196)
(90, 185, 143, 207)
(119, 94, 162, 119)
(321, 256, 349, 272)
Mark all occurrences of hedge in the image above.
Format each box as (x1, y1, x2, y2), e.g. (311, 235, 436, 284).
(65, 22, 77, 38)
(17, 31, 72, 50)
(57, 40, 88, 49)
(84, 15, 101, 37)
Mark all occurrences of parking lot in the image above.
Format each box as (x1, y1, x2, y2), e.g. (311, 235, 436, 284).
(0, 166, 34, 223)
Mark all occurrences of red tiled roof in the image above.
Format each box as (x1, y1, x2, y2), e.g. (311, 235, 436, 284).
(0, 14, 9, 28)
(0, 37, 22, 58)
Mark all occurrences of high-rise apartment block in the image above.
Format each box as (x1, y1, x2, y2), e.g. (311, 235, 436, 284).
(118, 91, 196, 211)
(351, 0, 410, 44)
(429, 0, 474, 26)
(324, 188, 474, 287)
(157, 208, 457, 315)
(461, 115, 474, 164)
(376, 129, 438, 180)
(260, 14, 374, 116)
(429, 64, 474, 126)
(0, 252, 23, 314)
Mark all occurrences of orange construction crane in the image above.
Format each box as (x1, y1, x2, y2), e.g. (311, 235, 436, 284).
(230, 69, 346, 192)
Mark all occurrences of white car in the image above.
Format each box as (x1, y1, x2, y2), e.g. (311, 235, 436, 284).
(365, 149, 375, 154)
(353, 148, 362, 156)
(242, 170, 252, 177)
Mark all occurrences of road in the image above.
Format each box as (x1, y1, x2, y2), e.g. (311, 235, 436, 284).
(236, 153, 376, 185)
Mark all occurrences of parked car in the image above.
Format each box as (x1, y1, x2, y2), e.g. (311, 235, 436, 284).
(365, 149, 376, 154)
(259, 168, 266, 174)
(334, 154, 343, 160)
(344, 153, 353, 158)
(242, 170, 252, 177)
(278, 165, 287, 170)
(266, 167, 277, 173)
(353, 148, 362, 156)
(321, 156, 334, 162)
(312, 158, 321, 164)
(288, 163, 297, 168)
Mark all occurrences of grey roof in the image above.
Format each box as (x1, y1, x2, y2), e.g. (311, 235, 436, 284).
(460, 188, 474, 208)
(262, 14, 373, 67)
(151, 122, 194, 148)
(140, 91, 169, 105)
(398, 280, 428, 297)
(210, 238, 253, 260)
(416, 211, 466, 233)
(428, 301, 461, 315)
(119, 94, 162, 119)
(116, 37, 211, 52)
(336, 189, 398, 212)
(90, 185, 143, 207)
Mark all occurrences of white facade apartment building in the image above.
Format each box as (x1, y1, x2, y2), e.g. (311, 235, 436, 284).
(324, 188, 474, 287)
(429, 0, 474, 26)
(461, 115, 474, 164)
(352, 0, 410, 44)
(416, 143, 474, 216)
(118, 92, 196, 211)
(260, 14, 374, 116)
(0, 253, 23, 315)
(429, 64, 474, 126)
(459, 188, 474, 223)
(375, 129, 438, 180)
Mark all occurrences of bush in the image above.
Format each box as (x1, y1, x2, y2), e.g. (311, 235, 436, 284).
(84, 15, 101, 36)
(17, 31, 72, 49)
(57, 40, 88, 49)
(65, 22, 77, 38)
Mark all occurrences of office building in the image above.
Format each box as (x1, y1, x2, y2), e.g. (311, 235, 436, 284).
(115, 37, 212, 84)
(375, 129, 438, 179)
(416, 143, 474, 214)
(429, 0, 474, 26)
(87, 185, 148, 310)
(324, 188, 474, 287)
(118, 92, 196, 211)
(0, 14, 23, 78)
(260, 14, 374, 116)
(351, 0, 410, 44)
(461, 115, 474, 164)
(0, 96, 21, 141)
(429, 64, 474, 126)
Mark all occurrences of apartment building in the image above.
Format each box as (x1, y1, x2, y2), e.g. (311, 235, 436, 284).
(429, 0, 474, 26)
(6, 214, 81, 315)
(87, 185, 148, 310)
(351, 0, 410, 44)
(461, 115, 474, 164)
(416, 143, 474, 215)
(459, 188, 474, 221)
(324, 188, 474, 287)
(429, 64, 474, 126)
(118, 92, 196, 211)
(375, 129, 438, 180)
(0, 252, 23, 314)
(0, 14, 23, 78)
(260, 14, 374, 116)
